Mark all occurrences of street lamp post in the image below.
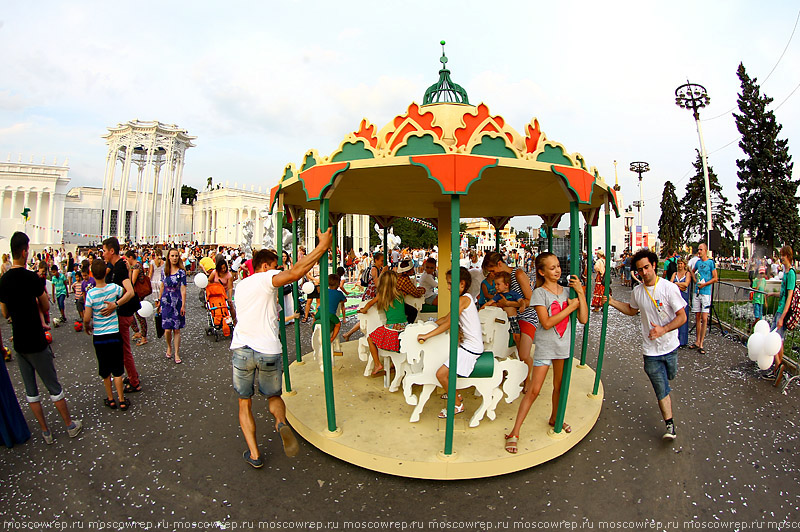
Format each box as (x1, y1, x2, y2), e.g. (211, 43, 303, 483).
(675, 81, 712, 249)
(629, 161, 650, 229)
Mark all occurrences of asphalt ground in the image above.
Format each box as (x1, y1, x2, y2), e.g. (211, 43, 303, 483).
(0, 279, 798, 530)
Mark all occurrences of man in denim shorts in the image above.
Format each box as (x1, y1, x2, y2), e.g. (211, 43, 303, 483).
(231, 228, 332, 468)
(604, 248, 687, 440)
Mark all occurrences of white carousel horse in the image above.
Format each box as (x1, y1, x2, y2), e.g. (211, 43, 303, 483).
(398, 308, 527, 428)
(354, 302, 409, 392)
(312, 323, 343, 373)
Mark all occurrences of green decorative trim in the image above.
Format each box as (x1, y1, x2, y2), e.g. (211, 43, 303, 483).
(470, 135, 518, 158)
(331, 140, 375, 162)
(396, 134, 447, 156)
(301, 152, 318, 172)
(536, 145, 573, 166)
(280, 165, 295, 183)
(550, 165, 595, 205)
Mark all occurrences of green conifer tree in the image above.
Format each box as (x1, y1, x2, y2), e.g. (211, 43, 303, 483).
(658, 181, 682, 253)
(681, 151, 736, 255)
(734, 63, 797, 251)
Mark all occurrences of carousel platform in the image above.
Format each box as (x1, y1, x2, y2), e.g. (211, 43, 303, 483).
(283, 340, 603, 480)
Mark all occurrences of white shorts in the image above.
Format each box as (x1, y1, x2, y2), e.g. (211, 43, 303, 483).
(692, 293, 711, 314)
(444, 347, 481, 377)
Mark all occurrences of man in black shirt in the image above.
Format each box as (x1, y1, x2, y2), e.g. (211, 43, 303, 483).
(102, 237, 141, 393)
(0, 232, 82, 444)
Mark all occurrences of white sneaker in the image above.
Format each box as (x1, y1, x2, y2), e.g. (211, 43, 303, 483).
(67, 420, 83, 438)
(662, 423, 677, 440)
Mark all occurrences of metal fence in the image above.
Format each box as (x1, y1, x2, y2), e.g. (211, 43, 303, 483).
(710, 281, 800, 365)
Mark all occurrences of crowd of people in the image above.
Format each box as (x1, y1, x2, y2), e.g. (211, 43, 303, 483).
(1, 229, 793, 463)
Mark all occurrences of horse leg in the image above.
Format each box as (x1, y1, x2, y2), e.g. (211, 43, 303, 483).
(410, 384, 436, 423)
(389, 360, 406, 393)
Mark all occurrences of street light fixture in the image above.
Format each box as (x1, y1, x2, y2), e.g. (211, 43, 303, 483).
(629, 161, 650, 229)
(675, 81, 713, 250)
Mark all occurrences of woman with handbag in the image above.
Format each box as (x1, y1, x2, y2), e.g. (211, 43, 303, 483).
(156, 248, 187, 364)
(125, 250, 150, 346)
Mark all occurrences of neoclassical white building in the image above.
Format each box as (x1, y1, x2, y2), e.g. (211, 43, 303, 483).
(0, 157, 71, 247)
(100, 120, 195, 241)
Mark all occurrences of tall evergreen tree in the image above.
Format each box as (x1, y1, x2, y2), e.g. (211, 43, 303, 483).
(681, 151, 736, 255)
(734, 63, 797, 251)
(658, 181, 682, 253)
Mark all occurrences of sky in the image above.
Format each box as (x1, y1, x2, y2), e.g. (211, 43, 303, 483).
(1, 0, 799, 235)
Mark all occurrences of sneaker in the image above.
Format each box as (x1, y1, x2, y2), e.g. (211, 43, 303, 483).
(67, 419, 83, 438)
(42, 430, 54, 445)
(662, 423, 677, 440)
(243, 450, 263, 468)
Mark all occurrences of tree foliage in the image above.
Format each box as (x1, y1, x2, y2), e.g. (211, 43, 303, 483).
(180, 185, 198, 204)
(658, 181, 682, 253)
(734, 62, 798, 251)
(681, 151, 736, 255)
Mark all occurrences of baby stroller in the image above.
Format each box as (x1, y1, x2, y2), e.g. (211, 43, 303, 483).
(205, 281, 233, 341)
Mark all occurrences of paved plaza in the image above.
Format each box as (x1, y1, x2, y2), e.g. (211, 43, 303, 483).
(1, 279, 798, 530)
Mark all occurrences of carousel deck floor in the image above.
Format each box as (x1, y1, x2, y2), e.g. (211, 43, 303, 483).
(284, 340, 603, 480)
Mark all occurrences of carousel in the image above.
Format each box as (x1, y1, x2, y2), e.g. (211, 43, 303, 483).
(267, 43, 620, 479)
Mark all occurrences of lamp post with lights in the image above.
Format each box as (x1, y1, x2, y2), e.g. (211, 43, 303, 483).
(675, 81, 712, 249)
(629, 161, 650, 229)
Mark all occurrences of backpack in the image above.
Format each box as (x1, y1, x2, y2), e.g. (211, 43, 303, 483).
(783, 272, 800, 330)
(360, 266, 371, 287)
(133, 268, 153, 299)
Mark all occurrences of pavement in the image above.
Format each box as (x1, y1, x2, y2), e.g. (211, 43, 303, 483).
(1, 279, 798, 530)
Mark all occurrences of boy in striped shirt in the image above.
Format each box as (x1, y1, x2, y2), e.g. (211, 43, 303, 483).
(83, 259, 129, 411)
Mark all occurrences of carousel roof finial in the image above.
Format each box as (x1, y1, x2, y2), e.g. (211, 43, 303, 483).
(423, 40, 469, 105)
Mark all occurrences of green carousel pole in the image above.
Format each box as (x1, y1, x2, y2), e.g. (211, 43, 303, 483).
(547, 225, 553, 253)
(553, 201, 579, 434)
(495, 226, 500, 253)
(276, 211, 291, 392)
(444, 194, 460, 456)
(593, 198, 612, 396)
(292, 217, 302, 363)
(319, 199, 337, 432)
(579, 222, 592, 366)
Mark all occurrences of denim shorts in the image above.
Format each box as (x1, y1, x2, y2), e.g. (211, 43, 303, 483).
(771, 313, 786, 339)
(231, 347, 283, 399)
(643, 349, 678, 401)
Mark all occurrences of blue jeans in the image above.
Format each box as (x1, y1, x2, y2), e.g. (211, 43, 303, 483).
(231, 347, 282, 399)
(643, 349, 678, 401)
(771, 313, 786, 339)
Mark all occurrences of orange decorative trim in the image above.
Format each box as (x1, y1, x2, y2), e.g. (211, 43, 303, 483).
(386, 103, 443, 151)
(454, 103, 512, 148)
(550, 165, 596, 205)
(269, 184, 280, 213)
(410, 154, 498, 195)
(299, 162, 350, 201)
(525, 119, 542, 153)
(354, 119, 378, 148)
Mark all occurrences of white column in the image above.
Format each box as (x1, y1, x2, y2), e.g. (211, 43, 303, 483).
(116, 144, 134, 239)
(139, 142, 156, 241)
(159, 144, 176, 240)
(101, 143, 118, 237)
(48, 192, 56, 244)
(171, 153, 185, 236)
(150, 162, 162, 241)
(34, 190, 43, 243)
(9, 190, 17, 222)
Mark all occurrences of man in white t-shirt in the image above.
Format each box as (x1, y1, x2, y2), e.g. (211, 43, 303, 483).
(603, 248, 687, 441)
(231, 228, 332, 468)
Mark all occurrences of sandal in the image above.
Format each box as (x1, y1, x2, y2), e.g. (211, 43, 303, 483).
(505, 435, 519, 454)
(103, 398, 117, 409)
(438, 403, 465, 418)
(698, 348, 706, 355)
(136, 338, 148, 346)
(119, 398, 130, 411)
(123, 383, 142, 393)
(689, 343, 699, 350)
(549, 422, 572, 433)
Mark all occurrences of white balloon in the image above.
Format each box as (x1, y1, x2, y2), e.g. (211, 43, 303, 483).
(757, 354, 774, 371)
(764, 330, 783, 359)
(194, 272, 209, 289)
(754, 319, 770, 336)
(747, 333, 765, 361)
(138, 300, 154, 318)
(302, 281, 315, 295)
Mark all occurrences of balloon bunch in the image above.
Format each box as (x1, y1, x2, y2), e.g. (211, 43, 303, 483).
(747, 320, 782, 370)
